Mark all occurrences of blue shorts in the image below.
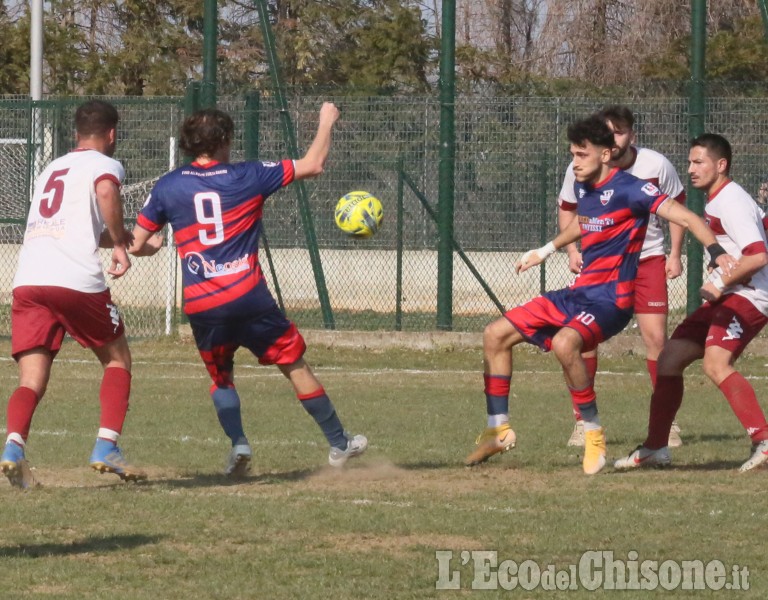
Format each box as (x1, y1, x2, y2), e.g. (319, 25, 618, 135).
(505, 287, 632, 352)
(190, 303, 307, 389)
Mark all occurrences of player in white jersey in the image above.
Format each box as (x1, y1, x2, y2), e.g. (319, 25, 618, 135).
(558, 105, 687, 448)
(615, 133, 768, 472)
(0, 100, 151, 488)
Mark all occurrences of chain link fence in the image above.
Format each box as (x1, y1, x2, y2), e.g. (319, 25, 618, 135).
(0, 93, 767, 335)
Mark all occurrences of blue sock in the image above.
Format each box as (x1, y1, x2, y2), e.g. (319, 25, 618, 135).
(211, 387, 248, 447)
(299, 391, 347, 449)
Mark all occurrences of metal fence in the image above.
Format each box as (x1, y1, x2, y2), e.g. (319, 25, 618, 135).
(1, 93, 767, 335)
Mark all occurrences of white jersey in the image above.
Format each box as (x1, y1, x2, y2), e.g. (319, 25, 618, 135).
(558, 146, 686, 259)
(13, 149, 125, 293)
(704, 180, 768, 316)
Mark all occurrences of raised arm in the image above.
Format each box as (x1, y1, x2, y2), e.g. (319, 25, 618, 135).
(293, 102, 341, 181)
(655, 198, 737, 276)
(96, 178, 131, 278)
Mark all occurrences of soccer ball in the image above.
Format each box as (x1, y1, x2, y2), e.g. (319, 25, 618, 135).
(334, 191, 383, 237)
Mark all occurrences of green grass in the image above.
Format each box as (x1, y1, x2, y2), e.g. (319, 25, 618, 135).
(1, 336, 767, 598)
(281, 307, 499, 332)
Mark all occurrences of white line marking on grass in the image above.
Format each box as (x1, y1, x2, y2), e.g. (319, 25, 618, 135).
(5, 355, 768, 382)
(0, 428, 72, 437)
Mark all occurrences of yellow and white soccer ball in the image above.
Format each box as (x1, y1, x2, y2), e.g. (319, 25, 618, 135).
(334, 191, 383, 238)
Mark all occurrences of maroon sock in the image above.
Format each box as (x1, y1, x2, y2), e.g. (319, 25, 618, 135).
(718, 372, 768, 443)
(99, 367, 131, 434)
(646, 359, 658, 388)
(6, 387, 40, 441)
(645, 375, 683, 449)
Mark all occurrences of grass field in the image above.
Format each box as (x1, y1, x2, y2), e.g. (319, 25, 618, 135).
(1, 334, 767, 598)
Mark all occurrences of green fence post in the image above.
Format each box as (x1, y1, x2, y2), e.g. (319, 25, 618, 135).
(244, 91, 260, 160)
(396, 156, 404, 331)
(245, 90, 286, 314)
(201, 0, 217, 109)
(23, 98, 36, 215)
(759, 0, 768, 40)
(437, 0, 456, 331)
(254, 0, 335, 329)
(183, 82, 201, 166)
(687, 0, 706, 315)
(539, 152, 549, 295)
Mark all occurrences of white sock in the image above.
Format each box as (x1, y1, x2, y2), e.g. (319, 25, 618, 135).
(487, 414, 509, 428)
(582, 418, 602, 432)
(6, 432, 24, 447)
(97, 428, 120, 442)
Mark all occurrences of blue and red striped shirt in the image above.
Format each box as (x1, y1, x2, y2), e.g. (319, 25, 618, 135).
(137, 159, 295, 316)
(572, 167, 669, 310)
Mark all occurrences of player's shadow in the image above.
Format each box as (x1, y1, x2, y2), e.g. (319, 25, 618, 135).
(154, 468, 315, 488)
(0, 533, 162, 558)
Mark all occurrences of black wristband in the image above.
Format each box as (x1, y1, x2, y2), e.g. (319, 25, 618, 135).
(707, 243, 727, 268)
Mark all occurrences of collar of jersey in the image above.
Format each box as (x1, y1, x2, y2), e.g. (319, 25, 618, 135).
(191, 160, 221, 168)
(707, 178, 731, 203)
(592, 166, 620, 189)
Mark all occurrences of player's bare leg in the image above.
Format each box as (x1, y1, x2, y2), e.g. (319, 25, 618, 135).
(637, 312, 682, 447)
(552, 328, 606, 474)
(89, 335, 146, 481)
(279, 359, 367, 467)
(1, 349, 51, 489)
(465, 318, 522, 466)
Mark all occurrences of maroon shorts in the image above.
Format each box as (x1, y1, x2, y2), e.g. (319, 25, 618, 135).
(635, 255, 668, 315)
(11, 286, 125, 359)
(671, 293, 767, 359)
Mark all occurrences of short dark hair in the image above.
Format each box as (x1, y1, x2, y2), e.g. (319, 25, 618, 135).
(598, 104, 635, 130)
(179, 109, 234, 158)
(691, 133, 732, 175)
(75, 100, 119, 136)
(567, 115, 615, 149)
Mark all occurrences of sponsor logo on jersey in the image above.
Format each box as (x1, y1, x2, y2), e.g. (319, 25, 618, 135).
(600, 189, 614, 205)
(578, 215, 615, 232)
(579, 188, 586, 198)
(25, 218, 67, 240)
(185, 251, 250, 279)
(641, 182, 660, 196)
(262, 161, 278, 167)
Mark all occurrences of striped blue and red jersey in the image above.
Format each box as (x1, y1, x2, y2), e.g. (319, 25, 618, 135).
(572, 167, 669, 310)
(137, 159, 295, 316)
